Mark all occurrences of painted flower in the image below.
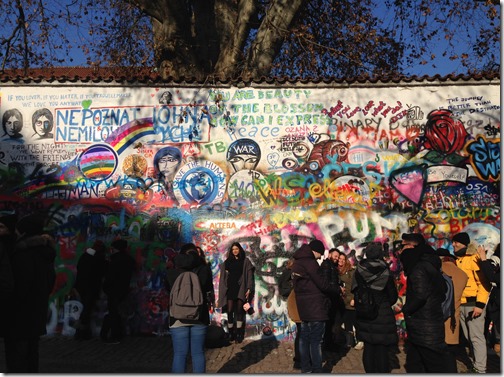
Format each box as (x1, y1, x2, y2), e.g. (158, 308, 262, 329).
(424, 109, 468, 155)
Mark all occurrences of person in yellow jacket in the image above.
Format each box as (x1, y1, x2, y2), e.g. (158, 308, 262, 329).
(452, 232, 491, 373)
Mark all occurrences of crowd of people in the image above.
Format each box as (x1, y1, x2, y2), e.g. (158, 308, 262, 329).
(0, 209, 499, 374)
(283, 232, 500, 373)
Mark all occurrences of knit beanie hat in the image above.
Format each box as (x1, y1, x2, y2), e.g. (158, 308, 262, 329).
(437, 248, 457, 259)
(364, 242, 383, 259)
(0, 211, 17, 233)
(111, 239, 128, 252)
(180, 242, 197, 255)
(453, 232, 470, 246)
(16, 213, 45, 236)
(402, 233, 426, 246)
(309, 239, 325, 254)
(92, 240, 107, 254)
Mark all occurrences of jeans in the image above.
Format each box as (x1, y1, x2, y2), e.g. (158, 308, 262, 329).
(294, 322, 302, 364)
(170, 324, 208, 373)
(300, 321, 325, 373)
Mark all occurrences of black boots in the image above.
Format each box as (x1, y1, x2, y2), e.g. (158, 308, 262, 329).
(226, 325, 244, 344)
(345, 331, 356, 348)
(236, 327, 244, 343)
(228, 327, 236, 342)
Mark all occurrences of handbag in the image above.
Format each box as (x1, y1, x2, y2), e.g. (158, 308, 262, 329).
(287, 289, 300, 323)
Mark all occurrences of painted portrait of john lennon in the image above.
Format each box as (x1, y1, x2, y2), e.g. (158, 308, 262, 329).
(32, 108, 54, 139)
(2, 109, 23, 139)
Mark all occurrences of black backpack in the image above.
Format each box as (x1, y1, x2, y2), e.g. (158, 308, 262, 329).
(441, 272, 456, 330)
(169, 270, 203, 321)
(354, 274, 379, 320)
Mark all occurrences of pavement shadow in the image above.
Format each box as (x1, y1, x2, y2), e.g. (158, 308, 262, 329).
(216, 338, 279, 373)
(321, 346, 351, 372)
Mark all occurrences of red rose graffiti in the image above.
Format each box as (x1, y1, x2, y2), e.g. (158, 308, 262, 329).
(424, 109, 468, 155)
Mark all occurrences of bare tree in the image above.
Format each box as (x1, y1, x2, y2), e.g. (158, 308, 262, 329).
(0, 0, 499, 79)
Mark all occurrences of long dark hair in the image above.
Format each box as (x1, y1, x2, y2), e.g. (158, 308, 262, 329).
(226, 242, 245, 261)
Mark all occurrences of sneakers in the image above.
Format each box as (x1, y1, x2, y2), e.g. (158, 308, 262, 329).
(470, 366, 485, 373)
(354, 341, 364, 350)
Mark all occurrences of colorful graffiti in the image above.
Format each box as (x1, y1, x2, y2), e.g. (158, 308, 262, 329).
(0, 82, 500, 340)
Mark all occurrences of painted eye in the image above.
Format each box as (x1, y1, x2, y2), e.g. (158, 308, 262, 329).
(282, 158, 298, 169)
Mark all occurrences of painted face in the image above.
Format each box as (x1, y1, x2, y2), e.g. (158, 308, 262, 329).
(231, 245, 240, 257)
(5, 115, 21, 136)
(158, 155, 180, 178)
(229, 154, 259, 172)
(34, 115, 50, 136)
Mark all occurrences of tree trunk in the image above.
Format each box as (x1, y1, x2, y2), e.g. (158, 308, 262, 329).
(134, 0, 303, 80)
(244, 0, 304, 78)
(214, 0, 258, 79)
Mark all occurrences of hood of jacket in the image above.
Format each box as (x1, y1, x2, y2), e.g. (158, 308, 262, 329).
(400, 243, 440, 275)
(421, 248, 442, 270)
(174, 253, 200, 270)
(356, 258, 390, 290)
(15, 235, 56, 263)
(293, 244, 315, 261)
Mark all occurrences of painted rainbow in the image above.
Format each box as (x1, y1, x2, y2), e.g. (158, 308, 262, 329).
(106, 118, 155, 155)
(78, 144, 118, 181)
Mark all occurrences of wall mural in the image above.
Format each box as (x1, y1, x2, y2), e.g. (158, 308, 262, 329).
(0, 83, 500, 341)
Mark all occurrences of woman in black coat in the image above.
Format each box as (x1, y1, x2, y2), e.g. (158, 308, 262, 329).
(352, 242, 398, 373)
(217, 242, 255, 343)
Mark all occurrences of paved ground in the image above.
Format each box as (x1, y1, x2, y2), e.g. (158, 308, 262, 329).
(0, 334, 500, 373)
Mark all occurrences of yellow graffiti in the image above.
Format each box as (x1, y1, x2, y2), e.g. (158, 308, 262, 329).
(271, 208, 318, 228)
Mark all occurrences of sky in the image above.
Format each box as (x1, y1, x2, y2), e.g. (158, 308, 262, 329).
(5, 1, 501, 78)
(372, 1, 501, 77)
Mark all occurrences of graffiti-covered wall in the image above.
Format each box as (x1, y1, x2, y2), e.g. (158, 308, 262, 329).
(0, 80, 500, 340)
